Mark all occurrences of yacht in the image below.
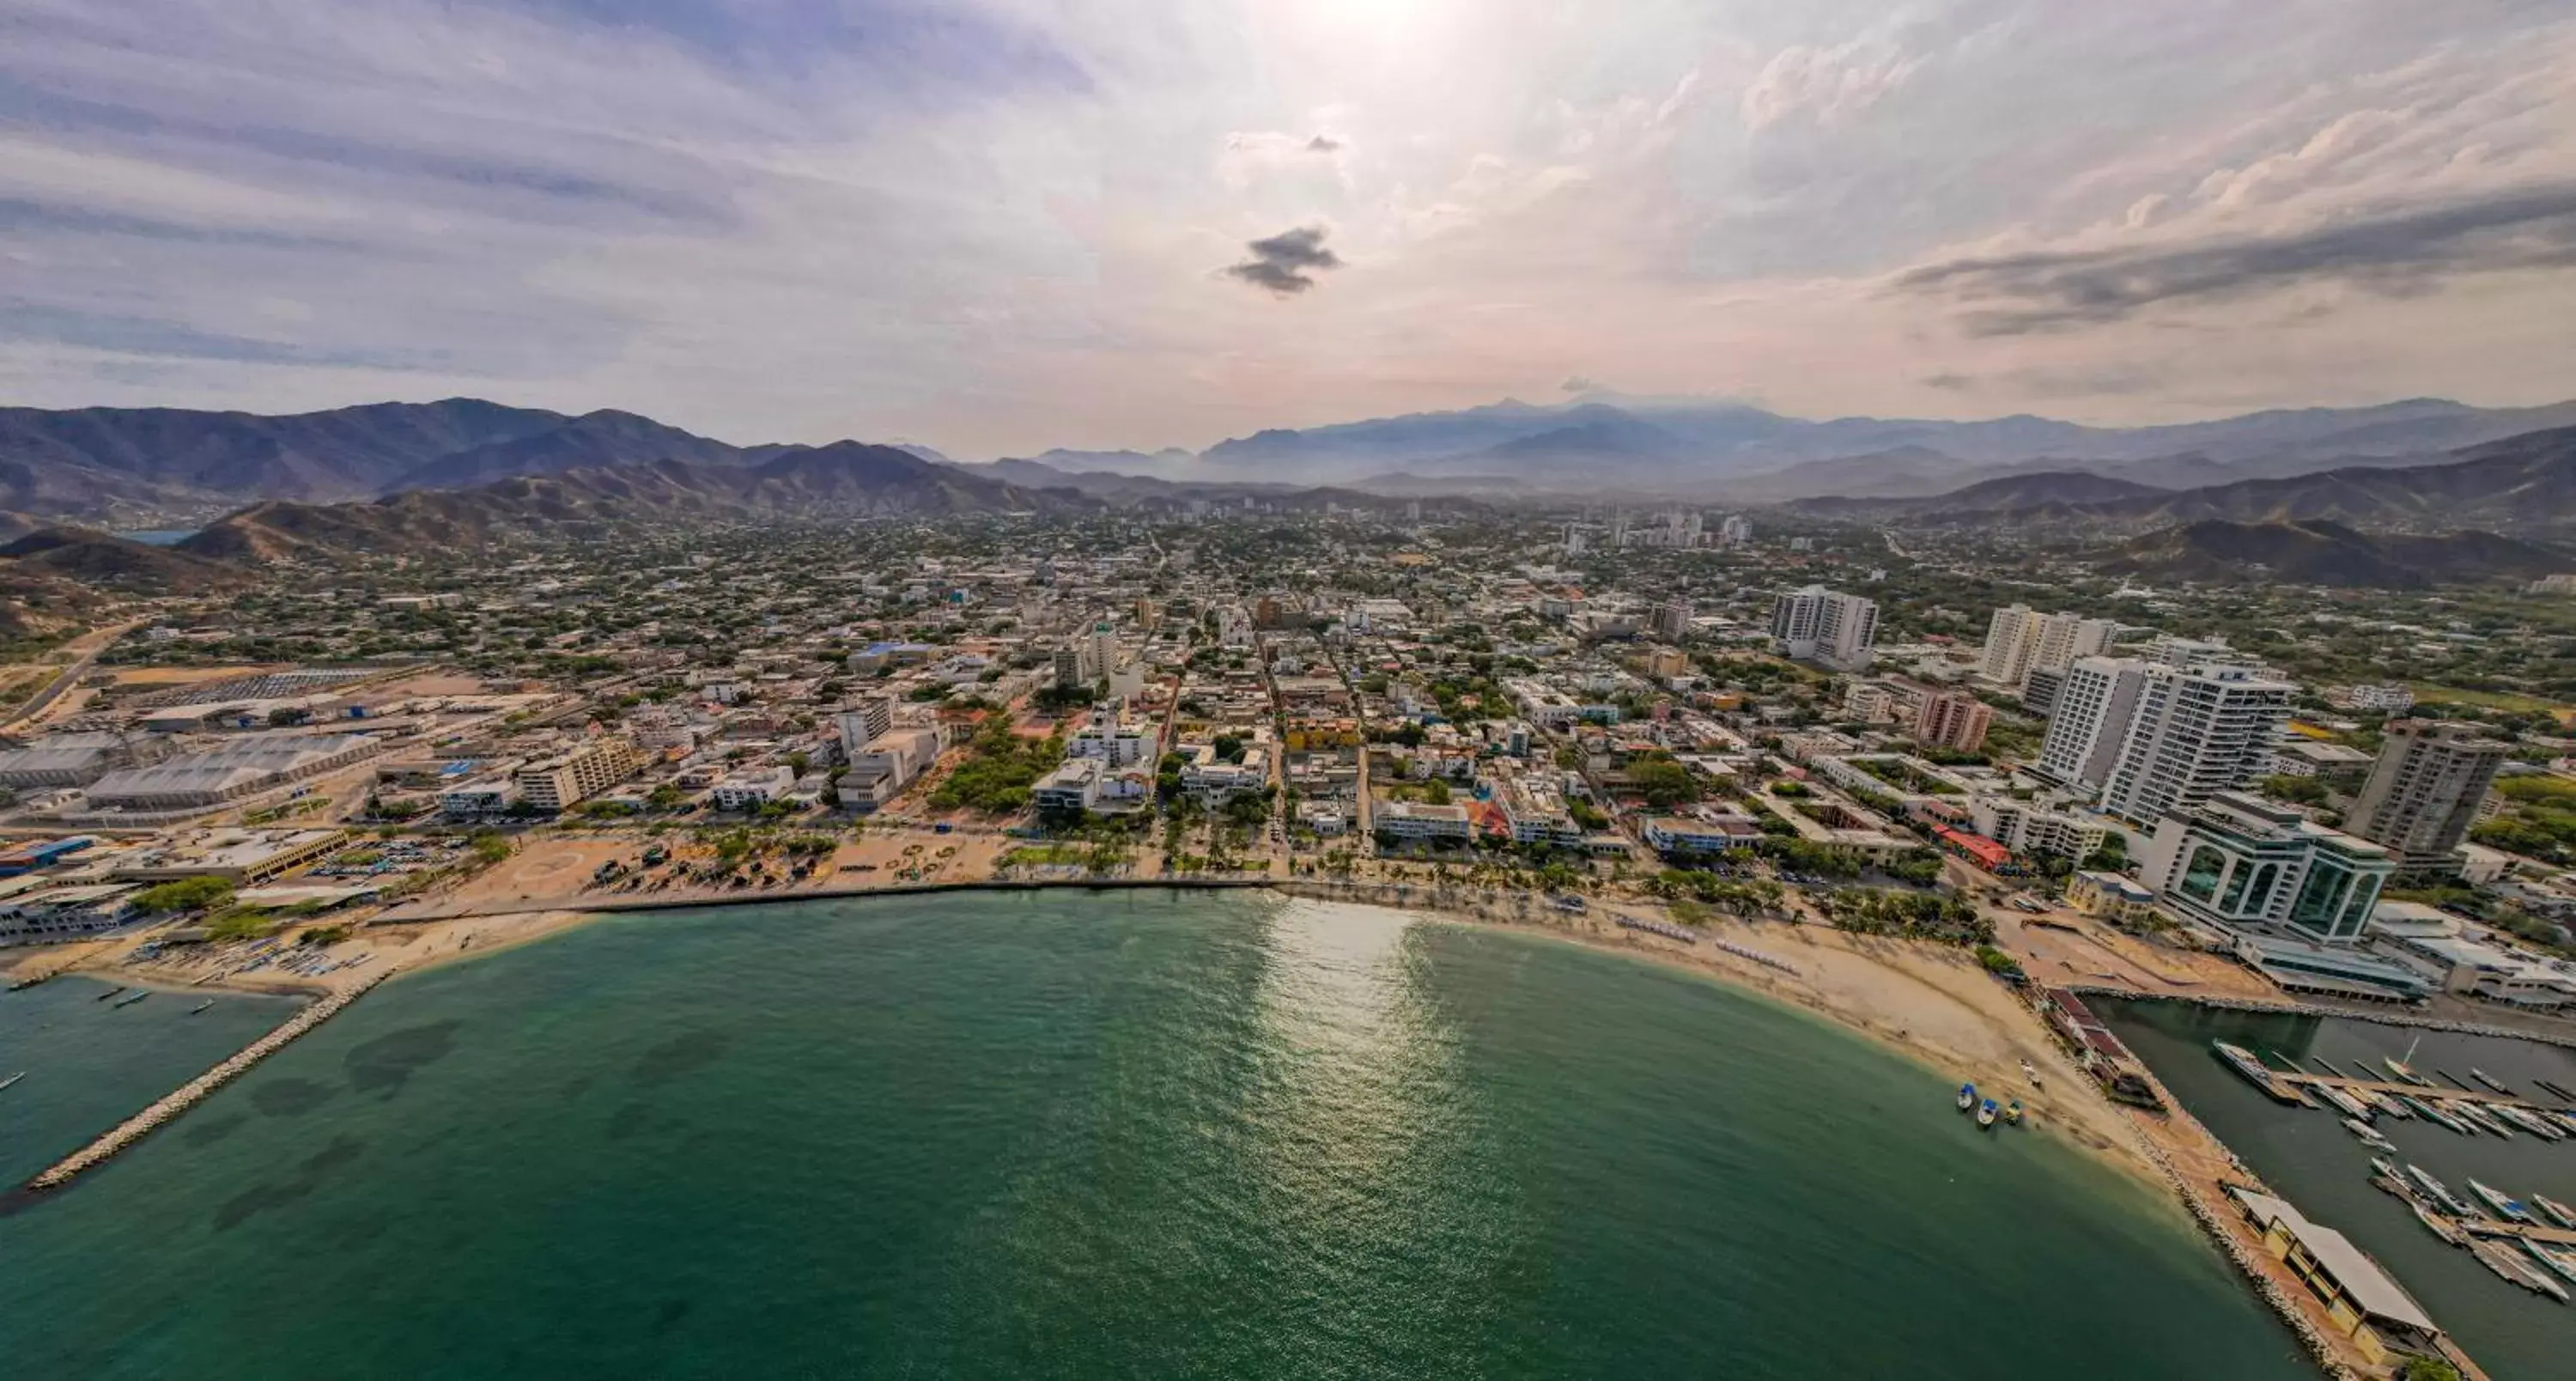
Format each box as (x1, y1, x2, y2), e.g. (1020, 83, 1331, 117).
(2468, 1178, 2533, 1223)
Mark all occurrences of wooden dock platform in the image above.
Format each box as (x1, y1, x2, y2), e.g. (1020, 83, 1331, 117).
(2279, 1071, 2571, 1113)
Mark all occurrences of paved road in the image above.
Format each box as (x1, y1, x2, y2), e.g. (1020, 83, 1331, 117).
(2, 617, 146, 731)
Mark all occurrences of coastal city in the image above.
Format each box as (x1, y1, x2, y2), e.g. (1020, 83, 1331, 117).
(8, 498, 2576, 1377)
(13, 3, 2576, 1375)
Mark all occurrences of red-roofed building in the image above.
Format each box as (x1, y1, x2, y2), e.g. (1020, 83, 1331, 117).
(1933, 825, 2011, 872)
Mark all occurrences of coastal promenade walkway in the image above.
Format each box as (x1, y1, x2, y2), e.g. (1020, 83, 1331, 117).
(18, 968, 398, 1198)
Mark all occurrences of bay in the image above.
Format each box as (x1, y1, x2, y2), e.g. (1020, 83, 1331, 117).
(4, 892, 2304, 1378)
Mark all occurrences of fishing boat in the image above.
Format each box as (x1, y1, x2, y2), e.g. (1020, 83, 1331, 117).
(187, 999, 215, 1015)
(2533, 1194, 2576, 1231)
(112, 989, 148, 1008)
(93, 985, 126, 1002)
(2414, 1202, 2467, 1246)
(1957, 1081, 1977, 1111)
(2471, 1068, 2518, 1095)
(2408, 1165, 2474, 1218)
(0, 1071, 23, 1093)
(1977, 1098, 2000, 1129)
(2342, 1117, 2394, 1151)
(2526, 1241, 2576, 1288)
(2469, 1178, 2533, 1223)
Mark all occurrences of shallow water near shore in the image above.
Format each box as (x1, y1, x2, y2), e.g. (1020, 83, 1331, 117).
(6, 891, 2303, 1378)
(2099, 996, 2576, 1379)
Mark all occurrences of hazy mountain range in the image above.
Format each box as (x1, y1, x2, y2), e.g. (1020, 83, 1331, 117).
(2099, 520, 2575, 590)
(14, 394, 2576, 525)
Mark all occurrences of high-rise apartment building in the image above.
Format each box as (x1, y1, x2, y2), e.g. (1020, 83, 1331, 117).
(2033, 657, 2154, 791)
(2347, 721, 2507, 873)
(1979, 606, 2118, 688)
(1770, 586, 1879, 672)
(1914, 688, 1993, 754)
(2099, 664, 2294, 825)
(1653, 599, 1692, 642)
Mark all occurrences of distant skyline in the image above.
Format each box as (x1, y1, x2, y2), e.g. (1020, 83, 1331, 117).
(7, 1, 2576, 458)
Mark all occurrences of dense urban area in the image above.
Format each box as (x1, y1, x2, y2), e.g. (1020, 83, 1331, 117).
(10, 497, 2576, 1379)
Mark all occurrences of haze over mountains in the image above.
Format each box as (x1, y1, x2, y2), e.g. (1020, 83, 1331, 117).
(15, 394, 2576, 526)
(10, 394, 2576, 597)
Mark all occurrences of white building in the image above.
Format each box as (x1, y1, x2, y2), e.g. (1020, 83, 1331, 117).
(2034, 657, 2155, 792)
(708, 765, 797, 812)
(1770, 585, 1878, 672)
(1067, 712, 1160, 767)
(1376, 800, 1472, 843)
(1031, 757, 1103, 813)
(838, 728, 942, 812)
(2101, 664, 2294, 825)
(1968, 797, 2111, 861)
(833, 696, 896, 753)
(1978, 606, 2118, 689)
(2139, 793, 2393, 946)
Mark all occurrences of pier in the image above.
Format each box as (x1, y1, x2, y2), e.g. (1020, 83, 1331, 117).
(19, 969, 398, 1196)
(2278, 1070, 2573, 1112)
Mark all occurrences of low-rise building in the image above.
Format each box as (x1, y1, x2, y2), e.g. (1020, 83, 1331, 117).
(708, 765, 797, 812)
(1031, 757, 1103, 813)
(1067, 712, 1160, 767)
(1641, 813, 1763, 855)
(1376, 800, 1472, 843)
(109, 829, 345, 884)
(1968, 797, 2111, 861)
(515, 737, 646, 813)
(2222, 1188, 2443, 1368)
(839, 728, 943, 812)
(2066, 870, 2159, 925)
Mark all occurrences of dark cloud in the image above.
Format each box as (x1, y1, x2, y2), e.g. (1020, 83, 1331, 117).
(1894, 183, 2576, 335)
(1225, 224, 1344, 295)
(1561, 375, 1603, 393)
(1307, 135, 1343, 152)
(1918, 371, 1971, 391)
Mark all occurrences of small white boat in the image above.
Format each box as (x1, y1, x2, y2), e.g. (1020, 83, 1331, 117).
(0, 1071, 23, 1093)
(2342, 1117, 2394, 1151)
(2469, 1178, 2533, 1223)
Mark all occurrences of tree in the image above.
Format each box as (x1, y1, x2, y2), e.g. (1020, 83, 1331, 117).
(1423, 779, 1453, 806)
(134, 875, 236, 914)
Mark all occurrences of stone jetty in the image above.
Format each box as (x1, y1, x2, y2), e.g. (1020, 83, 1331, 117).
(25, 969, 398, 1193)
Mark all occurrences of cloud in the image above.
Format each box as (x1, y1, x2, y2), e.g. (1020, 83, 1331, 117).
(1919, 371, 1971, 391)
(1561, 375, 1602, 393)
(1893, 182, 2576, 333)
(1224, 225, 1343, 295)
(1741, 36, 1925, 132)
(1307, 135, 1343, 152)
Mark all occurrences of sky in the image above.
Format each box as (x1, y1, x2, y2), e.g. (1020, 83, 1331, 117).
(6, 0, 2576, 457)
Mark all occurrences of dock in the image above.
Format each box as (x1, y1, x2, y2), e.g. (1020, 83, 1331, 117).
(2278, 1071, 2570, 1113)
(18, 969, 398, 1196)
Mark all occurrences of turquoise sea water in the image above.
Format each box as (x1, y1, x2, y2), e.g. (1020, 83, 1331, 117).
(4, 893, 2306, 1378)
(2099, 997, 2576, 1379)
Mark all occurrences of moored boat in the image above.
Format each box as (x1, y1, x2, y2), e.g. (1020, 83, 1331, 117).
(2342, 1117, 2394, 1151)
(187, 999, 215, 1015)
(0, 1071, 23, 1093)
(2533, 1194, 2576, 1231)
(2526, 1240, 2576, 1288)
(1957, 1081, 1976, 1111)
(1977, 1098, 1999, 1129)
(2003, 1100, 2025, 1126)
(2414, 1202, 2466, 1246)
(2408, 1165, 2474, 1218)
(2469, 1178, 2532, 1222)
(94, 985, 126, 1002)
(2472, 1239, 2567, 1300)
(112, 989, 149, 1008)
(2471, 1068, 2517, 1095)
